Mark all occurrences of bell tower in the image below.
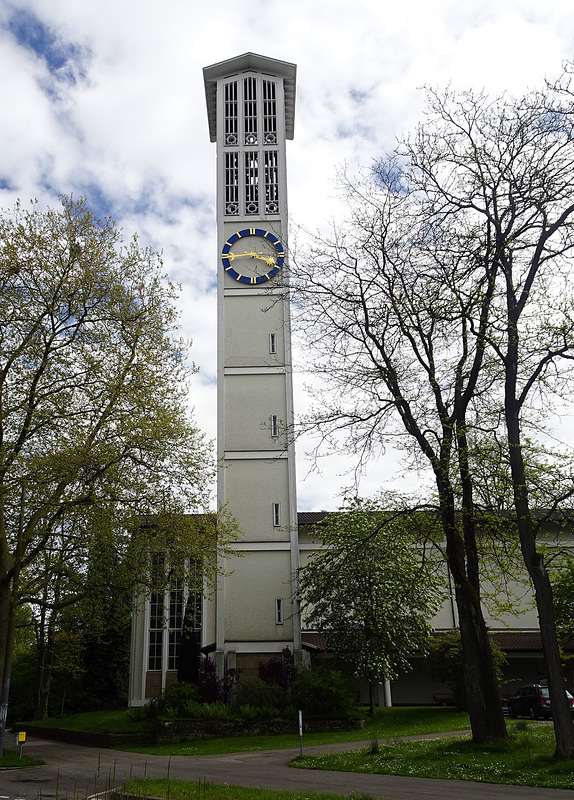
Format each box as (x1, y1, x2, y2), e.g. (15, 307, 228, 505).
(203, 53, 300, 675)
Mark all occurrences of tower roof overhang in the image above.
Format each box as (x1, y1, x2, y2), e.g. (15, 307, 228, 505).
(203, 52, 296, 143)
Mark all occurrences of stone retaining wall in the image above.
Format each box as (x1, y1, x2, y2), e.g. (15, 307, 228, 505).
(14, 724, 153, 748)
(155, 716, 363, 744)
(16, 716, 363, 748)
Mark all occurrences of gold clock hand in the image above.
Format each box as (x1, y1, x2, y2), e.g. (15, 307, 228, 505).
(227, 250, 258, 260)
(229, 250, 276, 264)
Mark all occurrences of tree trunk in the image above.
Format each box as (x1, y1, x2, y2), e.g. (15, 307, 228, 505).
(34, 607, 54, 720)
(368, 675, 376, 715)
(35, 657, 53, 720)
(503, 280, 574, 760)
(0, 568, 20, 756)
(506, 401, 574, 759)
(531, 556, 574, 760)
(441, 488, 507, 742)
(0, 580, 11, 694)
(455, 581, 507, 741)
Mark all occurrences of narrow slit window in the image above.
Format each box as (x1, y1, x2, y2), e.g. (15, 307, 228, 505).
(225, 152, 239, 215)
(187, 558, 203, 632)
(273, 502, 281, 527)
(168, 575, 183, 671)
(245, 151, 259, 214)
(148, 628, 163, 671)
(263, 80, 277, 144)
(148, 594, 163, 671)
(244, 76, 257, 145)
(275, 597, 284, 625)
(148, 553, 165, 671)
(269, 333, 277, 354)
(271, 414, 279, 438)
(264, 150, 279, 214)
(168, 629, 181, 672)
(224, 81, 238, 145)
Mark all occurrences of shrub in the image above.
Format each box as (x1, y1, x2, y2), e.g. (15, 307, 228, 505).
(138, 681, 202, 719)
(235, 676, 285, 708)
(196, 701, 234, 720)
(126, 705, 150, 723)
(291, 668, 357, 718)
(258, 647, 296, 689)
(163, 681, 202, 715)
(237, 702, 290, 720)
(197, 657, 239, 703)
(237, 704, 260, 721)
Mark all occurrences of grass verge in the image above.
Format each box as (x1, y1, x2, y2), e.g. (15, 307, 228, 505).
(18, 709, 151, 734)
(0, 748, 44, 768)
(121, 778, 378, 800)
(292, 721, 574, 790)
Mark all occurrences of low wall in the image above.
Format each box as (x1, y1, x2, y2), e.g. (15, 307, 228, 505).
(14, 724, 153, 748)
(155, 717, 364, 744)
(16, 716, 363, 748)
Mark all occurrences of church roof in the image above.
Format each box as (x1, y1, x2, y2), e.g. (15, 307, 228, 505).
(297, 511, 329, 525)
(302, 630, 574, 654)
(203, 52, 296, 143)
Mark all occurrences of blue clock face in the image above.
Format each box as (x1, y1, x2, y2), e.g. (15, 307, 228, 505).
(221, 228, 285, 284)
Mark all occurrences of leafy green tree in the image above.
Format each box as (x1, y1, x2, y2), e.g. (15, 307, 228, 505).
(553, 559, 574, 637)
(426, 629, 506, 712)
(298, 498, 439, 714)
(0, 197, 225, 751)
(40, 518, 134, 717)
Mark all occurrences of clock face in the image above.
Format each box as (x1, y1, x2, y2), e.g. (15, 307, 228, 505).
(221, 228, 285, 284)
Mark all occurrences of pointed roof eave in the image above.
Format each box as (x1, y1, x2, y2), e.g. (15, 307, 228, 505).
(203, 52, 296, 143)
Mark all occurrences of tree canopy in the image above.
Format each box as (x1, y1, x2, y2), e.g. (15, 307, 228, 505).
(290, 65, 574, 754)
(0, 197, 224, 746)
(298, 498, 439, 713)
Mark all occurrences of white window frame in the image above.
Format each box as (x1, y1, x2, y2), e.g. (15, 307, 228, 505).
(275, 597, 284, 625)
(273, 502, 281, 527)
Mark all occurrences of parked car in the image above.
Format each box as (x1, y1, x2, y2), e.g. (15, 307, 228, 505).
(507, 684, 574, 719)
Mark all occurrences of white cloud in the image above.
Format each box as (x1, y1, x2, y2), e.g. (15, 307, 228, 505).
(2, 0, 574, 509)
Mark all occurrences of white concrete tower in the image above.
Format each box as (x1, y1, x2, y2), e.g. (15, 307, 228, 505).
(203, 53, 300, 676)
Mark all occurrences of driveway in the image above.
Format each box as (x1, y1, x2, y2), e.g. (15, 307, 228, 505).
(1, 734, 573, 800)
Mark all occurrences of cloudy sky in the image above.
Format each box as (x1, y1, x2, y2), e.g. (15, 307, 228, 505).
(1, 0, 574, 511)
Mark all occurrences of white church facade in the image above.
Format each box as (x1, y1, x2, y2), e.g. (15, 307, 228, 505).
(129, 53, 302, 705)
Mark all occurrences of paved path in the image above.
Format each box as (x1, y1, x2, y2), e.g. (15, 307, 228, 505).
(1, 734, 573, 800)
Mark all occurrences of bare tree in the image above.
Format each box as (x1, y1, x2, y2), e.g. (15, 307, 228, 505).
(291, 68, 574, 754)
(405, 81, 574, 759)
(290, 172, 507, 742)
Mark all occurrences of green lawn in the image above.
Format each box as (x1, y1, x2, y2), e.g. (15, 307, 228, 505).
(120, 706, 471, 756)
(292, 721, 574, 790)
(19, 708, 152, 734)
(121, 780, 378, 800)
(0, 748, 44, 768)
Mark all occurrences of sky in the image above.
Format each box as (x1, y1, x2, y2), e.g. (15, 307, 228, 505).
(1, 0, 574, 511)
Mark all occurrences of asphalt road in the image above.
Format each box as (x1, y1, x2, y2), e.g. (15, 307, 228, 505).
(1, 734, 573, 800)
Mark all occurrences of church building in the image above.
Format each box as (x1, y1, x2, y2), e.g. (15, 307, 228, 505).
(203, 52, 301, 678)
(128, 54, 574, 709)
(129, 53, 302, 704)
